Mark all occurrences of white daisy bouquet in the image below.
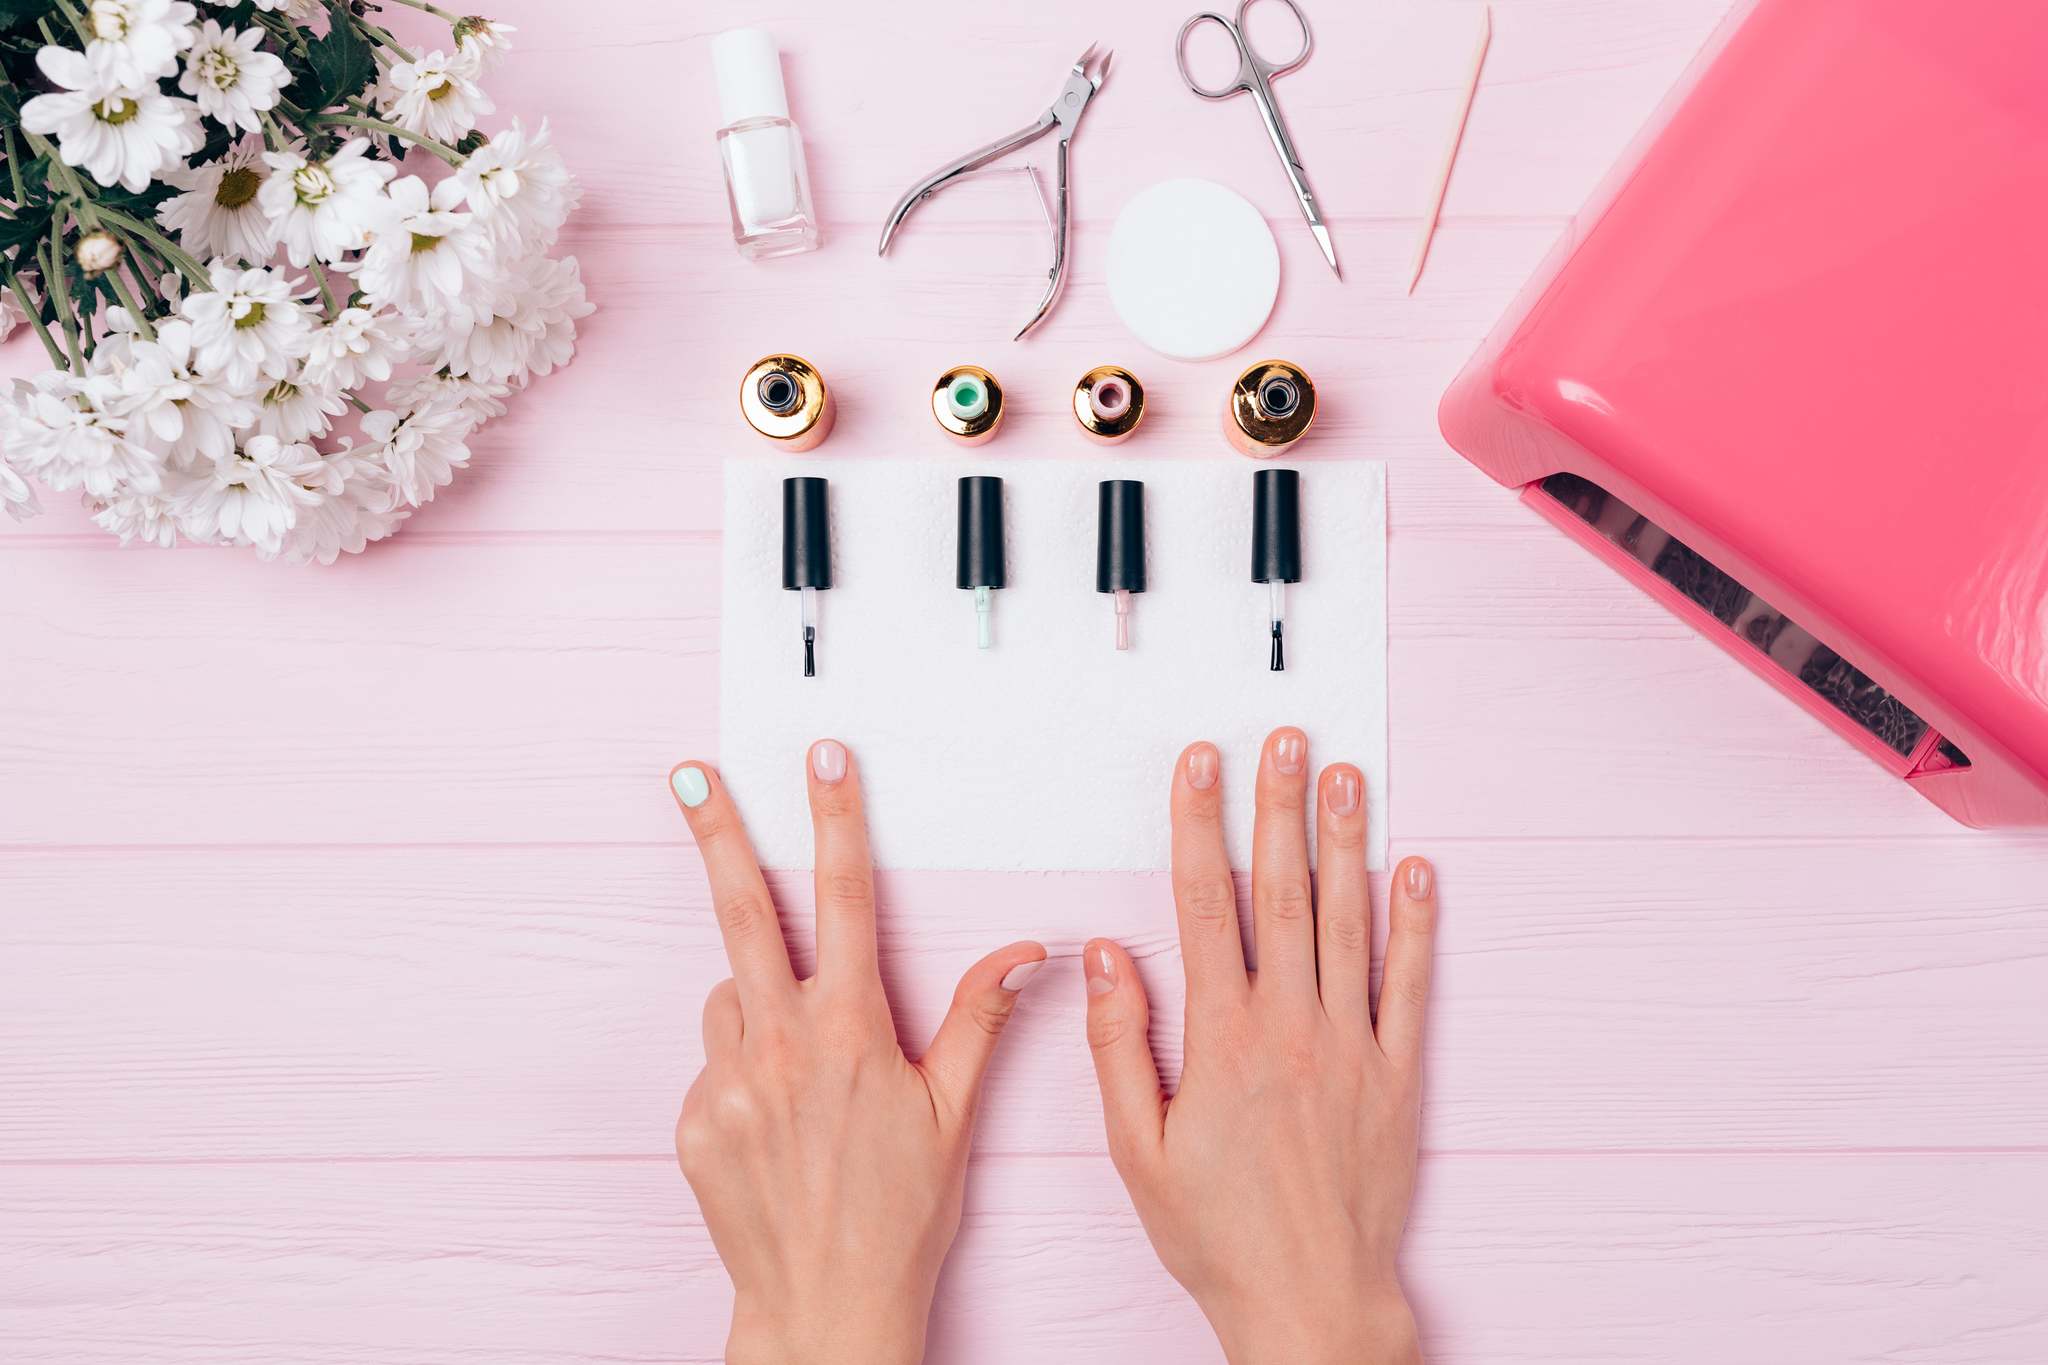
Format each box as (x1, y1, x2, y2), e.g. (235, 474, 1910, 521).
(0, 0, 591, 561)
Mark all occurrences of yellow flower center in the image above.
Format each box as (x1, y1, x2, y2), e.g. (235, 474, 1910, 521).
(234, 301, 268, 330)
(410, 232, 443, 254)
(292, 163, 338, 207)
(95, 97, 139, 126)
(427, 75, 456, 102)
(215, 166, 262, 209)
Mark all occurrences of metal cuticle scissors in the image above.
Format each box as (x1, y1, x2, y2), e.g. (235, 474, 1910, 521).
(877, 44, 1112, 340)
(1175, 0, 1338, 276)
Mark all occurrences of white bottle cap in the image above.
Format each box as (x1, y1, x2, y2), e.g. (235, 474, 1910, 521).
(712, 28, 790, 126)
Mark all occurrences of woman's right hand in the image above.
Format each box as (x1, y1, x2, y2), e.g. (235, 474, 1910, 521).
(1081, 727, 1439, 1365)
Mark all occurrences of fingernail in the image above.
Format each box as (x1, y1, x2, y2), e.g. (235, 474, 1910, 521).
(1000, 960, 1045, 992)
(1084, 943, 1118, 996)
(672, 765, 711, 809)
(810, 738, 847, 784)
(1185, 744, 1218, 791)
(1326, 768, 1360, 817)
(1273, 730, 1306, 776)
(1404, 858, 1435, 900)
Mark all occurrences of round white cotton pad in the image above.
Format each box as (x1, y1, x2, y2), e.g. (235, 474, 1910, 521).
(1108, 178, 1280, 361)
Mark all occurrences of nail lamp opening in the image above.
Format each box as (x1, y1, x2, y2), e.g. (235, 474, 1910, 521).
(1439, 0, 2048, 827)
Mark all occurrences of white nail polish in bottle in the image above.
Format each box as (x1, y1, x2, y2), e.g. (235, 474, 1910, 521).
(711, 29, 821, 261)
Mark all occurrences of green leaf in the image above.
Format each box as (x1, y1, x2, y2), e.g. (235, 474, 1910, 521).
(0, 0, 60, 32)
(0, 205, 49, 251)
(305, 13, 374, 111)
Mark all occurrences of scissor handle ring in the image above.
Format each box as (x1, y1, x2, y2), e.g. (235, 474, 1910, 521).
(1176, 11, 1250, 99)
(1235, 0, 1313, 77)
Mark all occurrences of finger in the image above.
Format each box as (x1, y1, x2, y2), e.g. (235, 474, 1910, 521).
(1083, 938, 1166, 1174)
(700, 977, 742, 1059)
(1314, 763, 1371, 1026)
(806, 739, 880, 988)
(918, 941, 1048, 1123)
(1376, 856, 1439, 1066)
(1170, 741, 1248, 1006)
(1250, 727, 1317, 1004)
(669, 761, 795, 1008)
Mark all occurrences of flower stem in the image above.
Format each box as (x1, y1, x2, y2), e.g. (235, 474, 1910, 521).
(4, 265, 68, 369)
(106, 264, 156, 341)
(380, 0, 462, 20)
(310, 260, 339, 316)
(307, 113, 463, 165)
(39, 232, 82, 369)
(2, 128, 26, 207)
(349, 11, 415, 63)
(90, 206, 215, 288)
(346, 392, 374, 414)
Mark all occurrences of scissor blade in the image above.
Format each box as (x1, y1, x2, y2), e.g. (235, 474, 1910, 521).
(1311, 220, 1340, 278)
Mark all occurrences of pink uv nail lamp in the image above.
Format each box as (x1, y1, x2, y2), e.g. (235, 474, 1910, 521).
(1439, 0, 2048, 827)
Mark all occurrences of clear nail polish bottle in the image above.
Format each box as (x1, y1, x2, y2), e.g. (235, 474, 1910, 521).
(711, 28, 821, 261)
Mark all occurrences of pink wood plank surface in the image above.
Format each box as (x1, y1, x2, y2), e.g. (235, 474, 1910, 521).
(7, 1155, 2047, 1364)
(4, 0, 2048, 1362)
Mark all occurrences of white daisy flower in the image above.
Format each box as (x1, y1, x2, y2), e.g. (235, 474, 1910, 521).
(265, 444, 407, 564)
(179, 21, 288, 134)
(301, 305, 414, 389)
(258, 138, 396, 267)
(92, 484, 194, 547)
(355, 174, 490, 316)
(85, 0, 198, 86)
(107, 319, 255, 467)
(176, 434, 324, 553)
(253, 371, 347, 443)
(432, 251, 592, 387)
(453, 16, 515, 69)
(385, 369, 510, 424)
(250, 0, 318, 18)
(456, 118, 580, 253)
(19, 45, 203, 194)
(0, 399, 40, 521)
(157, 136, 276, 262)
(356, 397, 475, 507)
(378, 47, 492, 145)
(180, 261, 312, 389)
(4, 371, 163, 500)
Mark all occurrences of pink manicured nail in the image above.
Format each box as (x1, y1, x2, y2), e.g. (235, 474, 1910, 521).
(1404, 858, 1435, 900)
(1185, 744, 1218, 791)
(1084, 943, 1118, 995)
(1326, 768, 1360, 817)
(810, 739, 847, 784)
(1273, 730, 1306, 775)
(1000, 960, 1044, 992)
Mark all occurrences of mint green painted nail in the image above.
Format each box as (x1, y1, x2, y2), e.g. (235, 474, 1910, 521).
(672, 766, 711, 808)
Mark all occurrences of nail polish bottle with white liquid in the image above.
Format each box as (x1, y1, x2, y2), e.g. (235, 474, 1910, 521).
(712, 29, 820, 260)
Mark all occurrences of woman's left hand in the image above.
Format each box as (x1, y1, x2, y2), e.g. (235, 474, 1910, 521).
(667, 739, 1046, 1365)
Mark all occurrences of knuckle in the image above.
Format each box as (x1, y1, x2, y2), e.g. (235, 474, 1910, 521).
(1393, 894, 1439, 938)
(1087, 1009, 1135, 1053)
(822, 868, 875, 909)
(1262, 878, 1314, 924)
(714, 891, 775, 945)
(1322, 817, 1367, 852)
(708, 1082, 765, 1136)
(1179, 874, 1239, 929)
(965, 993, 1016, 1039)
(1322, 908, 1369, 954)
(1278, 1036, 1321, 1082)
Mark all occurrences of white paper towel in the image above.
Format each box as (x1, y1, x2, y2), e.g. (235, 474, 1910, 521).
(718, 458, 1387, 872)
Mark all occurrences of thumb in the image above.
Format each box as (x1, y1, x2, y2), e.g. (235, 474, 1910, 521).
(1083, 938, 1165, 1171)
(919, 940, 1047, 1122)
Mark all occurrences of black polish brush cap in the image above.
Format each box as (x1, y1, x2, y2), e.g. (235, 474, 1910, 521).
(956, 476, 1007, 589)
(1095, 479, 1146, 594)
(1251, 468, 1301, 584)
(781, 477, 831, 589)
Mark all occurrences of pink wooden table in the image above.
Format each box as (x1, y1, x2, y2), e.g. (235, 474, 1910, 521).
(6, 2, 2048, 1360)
